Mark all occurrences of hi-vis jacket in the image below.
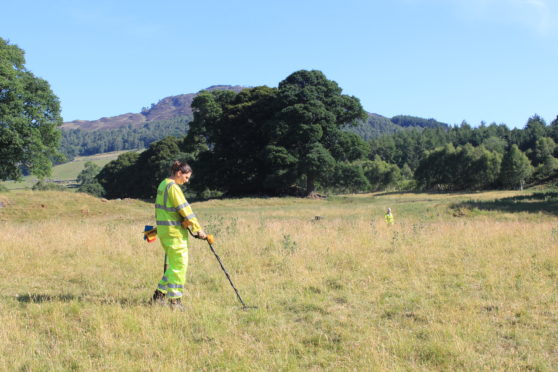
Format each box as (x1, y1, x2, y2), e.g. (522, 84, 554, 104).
(384, 212, 394, 225)
(155, 178, 202, 239)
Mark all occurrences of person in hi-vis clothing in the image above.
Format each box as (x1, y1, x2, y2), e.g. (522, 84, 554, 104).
(150, 161, 207, 311)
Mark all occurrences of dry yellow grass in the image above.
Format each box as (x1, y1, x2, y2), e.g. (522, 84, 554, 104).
(0, 190, 557, 371)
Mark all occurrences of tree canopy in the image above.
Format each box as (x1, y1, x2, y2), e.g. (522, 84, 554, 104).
(86, 70, 557, 199)
(500, 144, 533, 190)
(414, 143, 501, 191)
(0, 38, 62, 180)
(184, 70, 367, 196)
(77, 161, 104, 197)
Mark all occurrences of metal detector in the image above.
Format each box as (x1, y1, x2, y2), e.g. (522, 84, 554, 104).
(187, 228, 257, 310)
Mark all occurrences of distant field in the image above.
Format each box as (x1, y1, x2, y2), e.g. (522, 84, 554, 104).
(1, 150, 139, 190)
(0, 189, 556, 371)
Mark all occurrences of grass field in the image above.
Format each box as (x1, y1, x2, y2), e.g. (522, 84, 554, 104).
(0, 189, 557, 371)
(1, 150, 136, 190)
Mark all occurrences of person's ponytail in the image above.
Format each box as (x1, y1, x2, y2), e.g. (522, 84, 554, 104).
(170, 160, 192, 175)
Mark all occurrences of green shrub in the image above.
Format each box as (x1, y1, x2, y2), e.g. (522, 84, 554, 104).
(197, 188, 224, 200)
(78, 182, 105, 197)
(32, 180, 67, 191)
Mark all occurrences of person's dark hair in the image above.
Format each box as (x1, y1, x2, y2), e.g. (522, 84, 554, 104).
(170, 160, 192, 176)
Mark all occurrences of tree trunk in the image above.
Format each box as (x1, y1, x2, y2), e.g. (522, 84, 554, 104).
(306, 174, 315, 196)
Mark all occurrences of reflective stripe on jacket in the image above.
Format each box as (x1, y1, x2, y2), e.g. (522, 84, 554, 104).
(155, 179, 202, 238)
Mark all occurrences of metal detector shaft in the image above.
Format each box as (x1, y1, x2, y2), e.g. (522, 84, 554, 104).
(185, 227, 253, 309)
(205, 240, 248, 308)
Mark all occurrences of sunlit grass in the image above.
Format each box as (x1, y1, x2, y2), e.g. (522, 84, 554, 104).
(0, 190, 556, 371)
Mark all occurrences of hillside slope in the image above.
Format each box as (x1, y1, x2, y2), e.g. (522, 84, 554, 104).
(61, 85, 245, 131)
(346, 113, 449, 140)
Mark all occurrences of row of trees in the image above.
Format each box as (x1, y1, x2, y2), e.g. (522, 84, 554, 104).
(415, 143, 518, 190)
(368, 115, 558, 190)
(343, 114, 447, 141)
(2, 38, 556, 197)
(85, 136, 408, 199)
(184, 72, 367, 196)
(88, 70, 558, 199)
(62, 110, 449, 163)
(93, 70, 370, 198)
(369, 116, 558, 170)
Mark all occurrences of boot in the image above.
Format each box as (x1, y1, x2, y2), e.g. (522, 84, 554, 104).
(149, 290, 166, 305)
(169, 298, 185, 312)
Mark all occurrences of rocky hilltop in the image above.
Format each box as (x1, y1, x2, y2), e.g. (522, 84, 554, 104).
(61, 85, 245, 131)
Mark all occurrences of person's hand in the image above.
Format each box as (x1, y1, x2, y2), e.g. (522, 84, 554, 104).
(196, 230, 207, 240)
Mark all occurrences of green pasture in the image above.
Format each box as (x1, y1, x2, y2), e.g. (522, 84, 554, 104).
(0, 190, 556, 371)
(1, 150, 135, 190)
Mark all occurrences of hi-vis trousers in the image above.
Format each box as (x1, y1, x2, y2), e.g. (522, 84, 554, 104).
(157, 237, 189, 299)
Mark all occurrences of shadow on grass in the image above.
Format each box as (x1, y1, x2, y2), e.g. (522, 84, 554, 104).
(15, 293, 81, 303)
(13, 293, 145, 306)
(96, 297, 146, 306)
(374, 190, 487, 197)
(452, 191, 558, 216)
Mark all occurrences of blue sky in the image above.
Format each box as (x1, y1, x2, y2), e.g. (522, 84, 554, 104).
(2, 0, 557, 128)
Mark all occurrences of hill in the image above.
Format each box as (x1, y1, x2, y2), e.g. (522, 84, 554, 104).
(346, 113, 404, 140)
(59, 116, 191, 159)
(61, 85, 448, 136)
(59, 111, 449, 160)
(346, 113, 448, 141)
(58, 86, 450, 159)
(61, 85, 245, 131)
(391, 115, 449, 129)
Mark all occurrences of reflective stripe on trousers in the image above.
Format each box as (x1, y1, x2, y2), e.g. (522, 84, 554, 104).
(158, 238, 188, 299)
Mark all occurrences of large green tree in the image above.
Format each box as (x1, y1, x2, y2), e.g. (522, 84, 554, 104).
(96, 151, 140, 199)
(96, 137, 194, 200)
(362, 156, 402, 191)
(265, 70, 367, 194)
(0, 38, 62, 180)
(185, 86, 278, 195)
(77, 161, 104, 197)
(500, 144, 533, 190)
(329, 162, 371, 193)
(414, 143, 501, 190)
(134, 136, 193, 198)
(184, 70, 367, 196)
(533, 137, 556, 166)
(548, 115, 558, 143)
